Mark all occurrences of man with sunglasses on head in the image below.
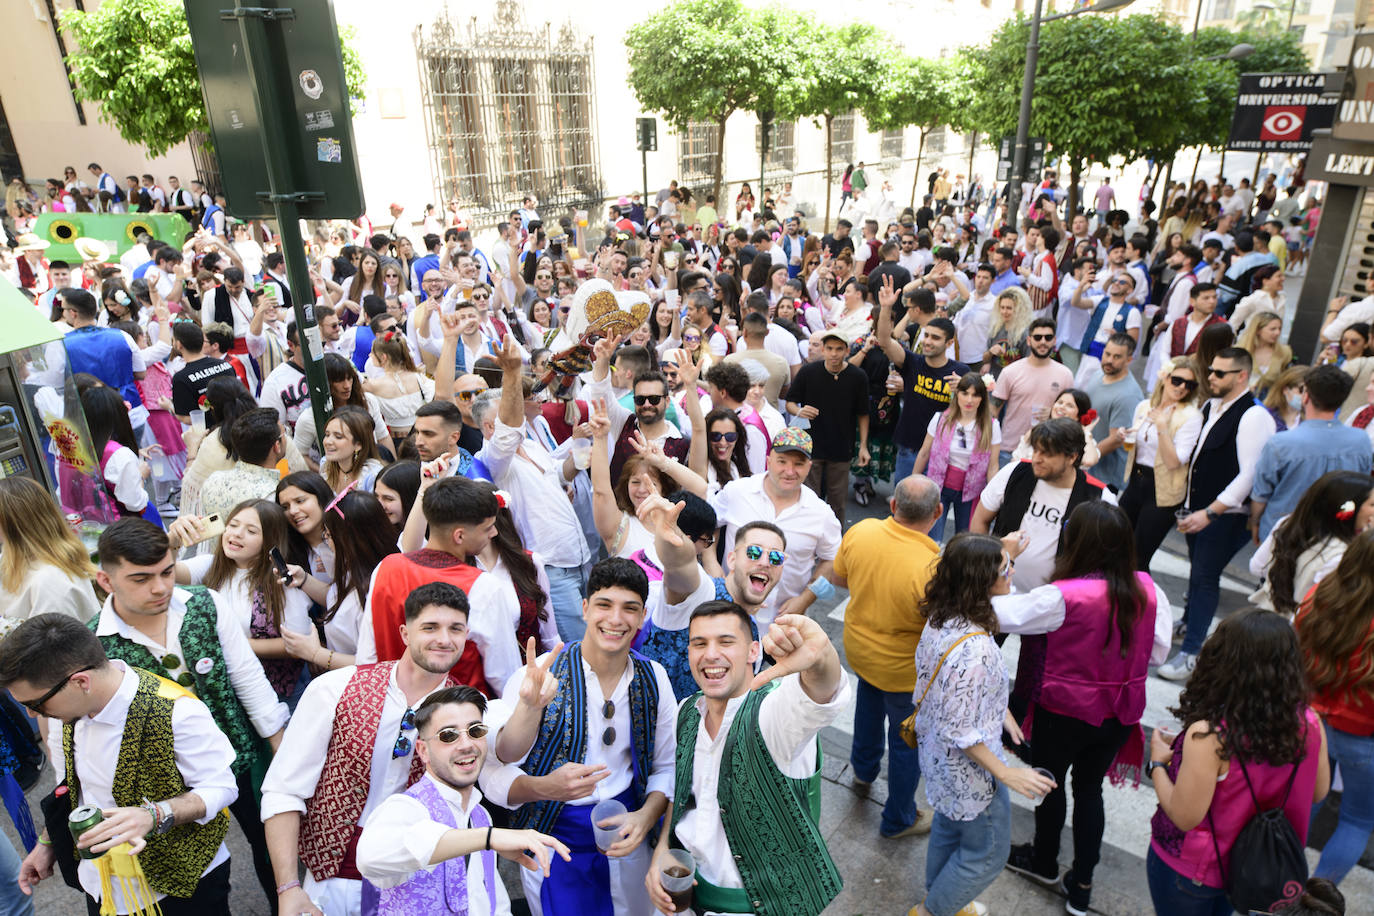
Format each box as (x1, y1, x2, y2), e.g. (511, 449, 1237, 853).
(357, 685, 569, 915)
(3, 614, 239, 915)
(86, 518, 288, 911)
(487, 558, 677, 916)
(263, 582, 473, 916)
(1159, 347, 1277, 681)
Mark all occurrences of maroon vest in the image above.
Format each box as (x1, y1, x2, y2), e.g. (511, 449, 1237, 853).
(608, 418, 690, 487)
(1170, 312, 1225, 356)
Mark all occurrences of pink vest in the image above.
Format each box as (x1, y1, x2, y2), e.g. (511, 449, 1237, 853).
(925, 419, 992, 503)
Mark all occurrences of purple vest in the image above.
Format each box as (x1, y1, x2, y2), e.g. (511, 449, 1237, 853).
(925, 418, 992, 503)
(366, 776, 498, 916)
(1037, 574, 1157, 726)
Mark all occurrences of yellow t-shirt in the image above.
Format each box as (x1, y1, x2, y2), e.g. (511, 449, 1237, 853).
(834, 517, 939, 694)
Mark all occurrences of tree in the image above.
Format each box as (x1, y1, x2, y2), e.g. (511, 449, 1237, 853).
(626, 0, 775, 206)
(865, 54, 969, 207)
(61, 0, 366, 159)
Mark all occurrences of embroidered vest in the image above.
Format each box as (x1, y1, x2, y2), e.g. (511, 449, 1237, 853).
(64, 325, 143, 409)
(925, 418, 993, 503)
(62, 669, 230, 897)
(367, 551, 490, 695)
(250, 589, 304, 700)
(299, 662, 445, 879)
(92, 587, 262, 776)
(1353, 404, 1374, 429)
(368, 776, 497, 916)
(670, 685, 842, 916)
(512, 642, 660, 834)
(639, 577, 735, 702)
(1169, 312, 1224, 357)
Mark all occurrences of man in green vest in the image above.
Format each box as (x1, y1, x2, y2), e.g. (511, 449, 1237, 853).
(646, 602, 848, 916)
(91, 518, 287, 910)
(1, 613, 237, 914)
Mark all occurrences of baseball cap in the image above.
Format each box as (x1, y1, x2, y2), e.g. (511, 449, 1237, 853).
(771, 428, 813, 458)
(821, 330, 849, 346)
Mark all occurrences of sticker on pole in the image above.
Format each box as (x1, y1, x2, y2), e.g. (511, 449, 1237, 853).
(299, 69, 325, 100)
(316, 138, 341, 163)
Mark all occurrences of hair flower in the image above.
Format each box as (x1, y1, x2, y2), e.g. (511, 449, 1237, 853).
(981, 372, 997, 389)
(1336, 500, 1357, 521)
(492, 489, 512, 509)
(1080, 408, 1098, 427)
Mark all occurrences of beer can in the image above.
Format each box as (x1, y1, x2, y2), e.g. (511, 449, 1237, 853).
(69, 804, 105, 859)
(65, 513, 82, 533)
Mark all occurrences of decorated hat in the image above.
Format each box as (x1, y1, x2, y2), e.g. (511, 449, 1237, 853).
(14, 233, 49, 252)
(74, 237, 111, 262)
(770, 427, 813, 458)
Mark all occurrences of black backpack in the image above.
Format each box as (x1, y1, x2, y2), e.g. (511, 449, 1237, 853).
(1208, 754, 1308, 915)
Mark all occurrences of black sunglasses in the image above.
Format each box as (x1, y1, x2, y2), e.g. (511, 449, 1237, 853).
(601, 699, 616, 746)
(18, 666, 95, 712)
(633, 394, 664, 406)
(423, 722, 490, 744)
(1207, 367, 1241, 377)
(1029, 333, 1055, 341)
(1169, 375, 1199, 391)
(709, 431, 738, 443)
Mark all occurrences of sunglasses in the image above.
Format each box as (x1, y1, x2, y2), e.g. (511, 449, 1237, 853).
(17, 665, 95, 712)
(456, 389, 487, 401)
(745, 544, 786, 566)
(600, 699, 616, 746)
(633, 394, 664, 406)
(393, 707, 417, 758)
(471, 293, 491, 301)
(709, 431, 738, 443)
(1030, 333, 1055, 341)
(1168, 375, 1199, 391)
(422, 722, 490, 744)
(694, 532, 716, 547)
(1207, 367, 1240, 377)
(559, 306, 571, 313)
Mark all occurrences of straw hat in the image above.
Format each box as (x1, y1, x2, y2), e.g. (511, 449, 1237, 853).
(74, 237, 111, 262)
(13, 234, 49, 252)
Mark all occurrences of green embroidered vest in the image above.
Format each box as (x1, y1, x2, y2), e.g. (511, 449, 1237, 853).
(91, 586, 262, 776)
(62, 668, 230, 898)
(670, 685, 842, 916)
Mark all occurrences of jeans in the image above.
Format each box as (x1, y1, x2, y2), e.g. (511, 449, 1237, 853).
(999, 450, 1016, 470)
(545, 563, 588, 641)
(1025, 708, 1134, 883)
(1181, 513, 1251, 655)
(924, 783, 1011, 916)
(929, 486, 974, 543)
(1145, 847, 1231, 916)
(894, 445, 919, 487)
(0, 831, 32, 916)
(1313, 722, 1374, 884)
(849, 677, 921, 835)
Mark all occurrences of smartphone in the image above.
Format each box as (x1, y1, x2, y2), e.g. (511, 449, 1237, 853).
(190, 513, 226, 545)
(269, 546, 291, 582)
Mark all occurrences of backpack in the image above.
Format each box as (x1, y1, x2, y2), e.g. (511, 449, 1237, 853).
(1208, 754, 1308, 915)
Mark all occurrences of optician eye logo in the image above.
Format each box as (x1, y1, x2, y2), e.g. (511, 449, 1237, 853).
(1260, 106, 1305, 140)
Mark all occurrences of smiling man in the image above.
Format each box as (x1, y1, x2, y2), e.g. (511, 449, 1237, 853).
(262, 582, 474, 916)
(645, 603, 848, 916)
(489, 558, 677, 916)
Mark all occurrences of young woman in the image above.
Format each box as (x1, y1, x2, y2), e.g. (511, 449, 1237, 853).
(1296, 530, 1374, 885)
(345, 249, 385, 305)
(171, 499, 312, 704)
(1231, 265, 1286, 334)
(982, 287, 1033, 377)
(1147, 609, 1329, 914)
(1236, 310, 1291, 398)
(714, 272, 742, 333)
(911, 533, 1053, 916)
(1334, 322, 1372, 367)
(472, 483, 559, 654)
(100, 279, 139, 329)
(0, 477, 100, 621)
(1263, 364, 1309, 432)
(373, 460, 421, 536)
(996, 503, 1172, 915)
(838, 165, 855, 214)
(1010, 388, 1101, 468)
(680, 325, 712, 373)
(83, 384, 160, 525)
(276, 471, 335, 587)
(381, 262, 413, 310)
(912, 373, 1002, 541)
(830, 278, 874, 343)
(293, 353, 389, 466)
(1119, 358, 1203, 570)
(364, 331, 434, 447)
(319, 406, 385, 493)
(1251, 470, 1374, 616)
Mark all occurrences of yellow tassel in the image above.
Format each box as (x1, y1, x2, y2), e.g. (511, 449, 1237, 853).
(93, 844, 162, 916)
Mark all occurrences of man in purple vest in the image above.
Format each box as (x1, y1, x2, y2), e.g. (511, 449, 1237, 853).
(356, 685, 569, 915)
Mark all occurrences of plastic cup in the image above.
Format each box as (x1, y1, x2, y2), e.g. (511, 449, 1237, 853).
(659, 848, 696, 912)
(1030, 405, 1049, 424)
(189, 409, 206, 431)
(1175, 508, 1192, 528)
(591, 799, 627, 853)
(1031, 767, 1056, 807)
(663, 250, 679, 269)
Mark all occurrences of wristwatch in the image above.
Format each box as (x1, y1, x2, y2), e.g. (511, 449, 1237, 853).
(142, 799, 175, 835)
(1204, 508, 1220, 522)
(1146, 761, 1168, 779)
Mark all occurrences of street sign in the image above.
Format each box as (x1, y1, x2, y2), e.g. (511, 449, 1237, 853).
(1226, 72, 1341, 153)
(636, 117, 658, 153)
(184, 0, 364, 219)
(996, 135, 1045, 182)
(1334, 32, 1374, 143)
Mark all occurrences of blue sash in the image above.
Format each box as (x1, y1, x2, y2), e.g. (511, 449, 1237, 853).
(538, 786, 636, 916)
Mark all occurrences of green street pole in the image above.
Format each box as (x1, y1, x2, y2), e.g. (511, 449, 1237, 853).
(228, 2, 332, 453)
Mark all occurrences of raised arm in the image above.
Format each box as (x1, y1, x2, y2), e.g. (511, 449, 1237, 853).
(637, 493, 700, 605)
(434, 311, 460, 401)
(675, 349, 708, 479)
(587, 400, 622, 548)
(874, 275, 906, 367)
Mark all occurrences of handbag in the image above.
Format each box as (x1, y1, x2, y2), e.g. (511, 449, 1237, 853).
(899, 630, 989, 749)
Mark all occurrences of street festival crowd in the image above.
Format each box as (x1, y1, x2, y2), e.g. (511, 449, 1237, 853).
(1, 161, 1374, 916)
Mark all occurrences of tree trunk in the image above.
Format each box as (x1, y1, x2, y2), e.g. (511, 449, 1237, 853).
(1189, 146, 1204, 189)
(967, 130, 978, 184)
(823, 113, 834, 231)
(1066, 156, 1082, 216)
(1159, 157, 1174, 210)
(712, 111, 730, 209)
(910, 129, 926, 209)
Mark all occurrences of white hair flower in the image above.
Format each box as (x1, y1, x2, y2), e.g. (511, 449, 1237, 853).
(981, 372, 997, 389)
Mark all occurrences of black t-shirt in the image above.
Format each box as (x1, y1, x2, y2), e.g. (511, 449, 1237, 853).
(171, 357, 237, 416)
(867, 262, 912, 302)
(786, 361, 869, 462)
(915, 206, 934, 231)
(893, 350, 970, 450)
(459, 422, 484, 456)
(820, 234, 855, 257)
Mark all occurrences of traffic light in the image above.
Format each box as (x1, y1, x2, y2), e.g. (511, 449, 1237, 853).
(636, 117, 657, 152)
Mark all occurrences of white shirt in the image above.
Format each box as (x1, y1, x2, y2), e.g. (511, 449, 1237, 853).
(474, 550, 560, 653)
(709, 475, 842, 623)
(1185, 392, 1277, 513)
(101, 446, 148, 513)
(674, 674, 850, 892)
(202, 286, 255, 338)
(259, 362, 311, 432)
(1129, 401, 1203, 471)
(954, 292, 995, 364)
(477, 417, 592, 569)
(95, 590, 290, 738)
(1322, 295, 1374, 342)
(357, 777, 511, 914)
(763, 322, 803, 368)
(181, 556, 313, 644)
(46, 662, 237, 914)
(993, 582, 1173, 666)
(0, 562, 101, 622)
(925, 415, 1002, 471)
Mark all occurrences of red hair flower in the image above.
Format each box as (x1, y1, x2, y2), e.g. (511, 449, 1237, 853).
(1336, 500, 1356, 521)
(1079, 408, 1098, 427)
(493, 489, 511, 509)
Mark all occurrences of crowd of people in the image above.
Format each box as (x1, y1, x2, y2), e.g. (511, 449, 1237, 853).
(0, 158, 1370, 916)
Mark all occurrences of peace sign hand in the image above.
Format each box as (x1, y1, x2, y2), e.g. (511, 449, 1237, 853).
(587, 398, 613, 439)
(751, 614, 833, 690)
(877, 274, 899, 309)
(517, 636, 563, 711)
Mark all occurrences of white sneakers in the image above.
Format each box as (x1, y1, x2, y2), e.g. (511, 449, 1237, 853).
(1157, 651, 1196, 682)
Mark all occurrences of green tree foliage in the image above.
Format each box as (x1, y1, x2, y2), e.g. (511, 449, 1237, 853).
(61, 0, 366, 159)
(866, 55, 970, 206)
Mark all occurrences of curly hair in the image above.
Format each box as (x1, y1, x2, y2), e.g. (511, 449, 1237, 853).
(1297, 530, 1374, 703)
(919, 533, 1004, 633)
(1171, 608, 1311, 765)
(1270, 471, 1372, 616)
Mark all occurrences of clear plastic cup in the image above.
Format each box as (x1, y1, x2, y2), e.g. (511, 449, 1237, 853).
(659, 848, 696, 912)
(1031, 767, 1056, 807)
(189, 409, 206, 431)
(591, 799, 627, 853)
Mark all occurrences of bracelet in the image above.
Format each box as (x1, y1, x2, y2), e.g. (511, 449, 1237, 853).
(326, 650, 334, 670)
(485, 826, 493, 850)
(276, 879, 301, 895)
(36, 835, 51, 847)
